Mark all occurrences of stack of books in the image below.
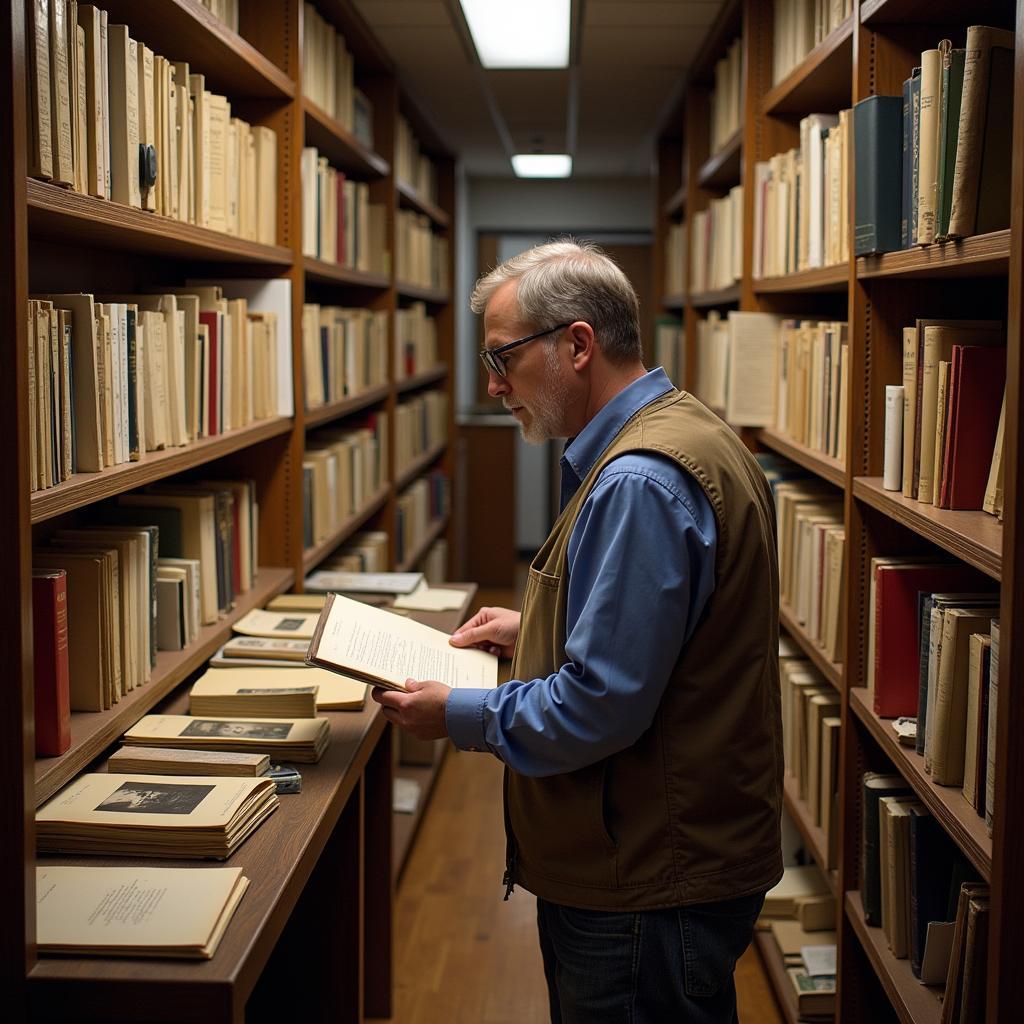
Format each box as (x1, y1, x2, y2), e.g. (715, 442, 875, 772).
(301, 303, 389, 411)
(191, 666, 366, 714)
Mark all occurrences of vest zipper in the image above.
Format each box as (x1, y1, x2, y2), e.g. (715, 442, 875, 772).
(502, 766, 517, 899)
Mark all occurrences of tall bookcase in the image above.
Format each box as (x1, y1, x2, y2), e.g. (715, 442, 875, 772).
(1, 0, 457, 1017)
(655, 1, 1024, 1022)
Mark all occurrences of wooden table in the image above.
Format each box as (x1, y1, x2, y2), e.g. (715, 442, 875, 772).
(28, 585, 478, 1024)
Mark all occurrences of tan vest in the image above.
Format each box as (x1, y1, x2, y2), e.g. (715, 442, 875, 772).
(506, 389, 784, 910)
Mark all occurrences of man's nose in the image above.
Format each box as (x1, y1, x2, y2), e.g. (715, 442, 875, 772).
(487, 370, 509, 398)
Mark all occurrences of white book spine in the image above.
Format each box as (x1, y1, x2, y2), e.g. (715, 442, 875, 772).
(883, 385, 904, 490)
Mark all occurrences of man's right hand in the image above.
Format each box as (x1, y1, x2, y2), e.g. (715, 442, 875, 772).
(449, 606, 520, 659)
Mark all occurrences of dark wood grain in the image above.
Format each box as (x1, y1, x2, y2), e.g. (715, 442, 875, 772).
(856, 230, 1010, 280)
(396, 365, 448, 395)
(757, 428, 846, 488)
(696, 129, 742, 191)
(302, 98, 390, 179)
(762, 15, 854, 116)
(753, 263, 849, 294)
(304, 256, 390, 289)
(303, 384, 391, 430)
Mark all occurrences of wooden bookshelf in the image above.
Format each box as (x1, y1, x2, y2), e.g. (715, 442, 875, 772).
(779, 601, 843, 692)
(757, 428, 846, 488)
(30, 417, 294, 524)
(27, 180, 294, 265)
(856, 230, 1011, 280)
(697, 128, 742, 190)
(393, 760, 443, 878)
(396, 365, 448, 394)
(303, 256, 390, 288)
(303, 384, 391, 430)
(302, 97, 390, 178)
(690, 283, 742, 308)
(397, 515, 449, 574)
(844, 894, 942, 1024)
(782, 774, 836, 893)
(301, 484, 390, 576)
(34, 566, 294, 806)
(662, 294, 686, 310)
(859, 0, 1012, 25)
(394, 441, 447, 492)
(753, 264, 849, 294)
(762, 15, 854, 117)
(752, 931, 800, 1024)
(662, 183, 686, 217)
(396, 282, 450, 305)
(849, 687, 992, 878)
(396, 181, 451, 228)
(853, 478, 1002, 580)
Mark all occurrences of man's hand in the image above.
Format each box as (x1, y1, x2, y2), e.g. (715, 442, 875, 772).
(449, 606, 520, 659)
(372, 679, 451, 740)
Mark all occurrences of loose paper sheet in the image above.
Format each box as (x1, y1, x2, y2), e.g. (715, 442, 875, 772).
(393, 583, 468, 612)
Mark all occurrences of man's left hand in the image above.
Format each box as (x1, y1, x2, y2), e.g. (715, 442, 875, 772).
(371, 678, 451, 740)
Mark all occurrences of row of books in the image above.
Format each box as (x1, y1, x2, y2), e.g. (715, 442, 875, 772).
(396, 210, 450, 292)
(758, 865, 836, 1018)
(860, 772, 988, 1020)
(884, 319, 1006, 515)
(664, 221, 686, 296)
(302, 417, 388, 550)
(689, 185, 743, 294)
(395, 472, 449, 568)
(772, 0, 854, 87)
(654, 318, 686, 390)
(709, 36, 743, 154)
(197, 0, 238, 33)
(301, 2, 374, 149)
(396, 115, 439, 204)
(866, 556, 999, 830)
(31, 479, 258, 732)
(853, 27, 1013, 255)
(781, 645, 840, 869)
(300, 303, 389, 412)
(395, 391, 448, 475)
(395, 302, 440, 381)
(752, 110, 851, 279)
(318, 529, 390, 575)
(776, 319, 849, 463)
(300, 147, 388, 273)
(27, 3, 278, 243)
(694, 310, 771, 424)
(776, 479, 845, 664)
(28, 286, 283, 492)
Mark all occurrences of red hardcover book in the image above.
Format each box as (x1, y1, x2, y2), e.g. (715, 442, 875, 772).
(942, 345, 1007, 509)
(937, 347, 963, 508)
(336, 170, 346, 267)
(199, 311, 219, 436)
(32, 570, 71, 756)
(873, 561, 987, 717)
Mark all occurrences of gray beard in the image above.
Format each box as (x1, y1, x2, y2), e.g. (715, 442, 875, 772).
(517, 344, 569, 444)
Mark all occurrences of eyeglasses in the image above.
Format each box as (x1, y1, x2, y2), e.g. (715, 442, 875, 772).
(479, 322, 572, 378)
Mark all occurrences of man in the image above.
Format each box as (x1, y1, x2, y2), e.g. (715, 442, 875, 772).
(373, 240, 783, 1023)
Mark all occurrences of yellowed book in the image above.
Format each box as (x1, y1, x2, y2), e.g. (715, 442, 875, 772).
(78, 5, 105, 196)
(137, 44, 156, 211)
(47, 0, 75, 186)
(27, 0, 53, 180)
(106, 24, 140, 208)
(195, 666, 366, 711)
(916, 48, 941, 244)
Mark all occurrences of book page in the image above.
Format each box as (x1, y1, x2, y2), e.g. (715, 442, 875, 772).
(305, 569, 424, 594)
(233, 608, 320, 639)
(126, 714, 326, 745)
(312, 594, 497, 691)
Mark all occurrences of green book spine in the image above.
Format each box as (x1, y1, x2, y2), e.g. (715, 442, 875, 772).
(910, 67, 922, 246)
(853, 95, 904, 256)
(937, 49, 966, 240)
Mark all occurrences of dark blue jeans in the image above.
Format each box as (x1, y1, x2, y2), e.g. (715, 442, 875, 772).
(536, 892, 764, 1024)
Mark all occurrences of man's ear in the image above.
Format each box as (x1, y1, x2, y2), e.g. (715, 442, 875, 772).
(568, 321, 596, 370)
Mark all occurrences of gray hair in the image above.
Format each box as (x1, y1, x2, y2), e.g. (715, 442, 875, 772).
(470, 239, 642, 364)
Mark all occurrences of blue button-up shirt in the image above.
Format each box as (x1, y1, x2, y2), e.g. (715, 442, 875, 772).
(446, 368, 717, 777)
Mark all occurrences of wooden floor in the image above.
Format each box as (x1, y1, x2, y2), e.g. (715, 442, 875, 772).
(373, 748, 785, 1024)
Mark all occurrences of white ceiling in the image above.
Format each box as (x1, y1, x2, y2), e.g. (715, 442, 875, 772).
(353, 0, 724, 177)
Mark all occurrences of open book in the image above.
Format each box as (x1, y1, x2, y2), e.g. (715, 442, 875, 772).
(307, 593, 498, 693)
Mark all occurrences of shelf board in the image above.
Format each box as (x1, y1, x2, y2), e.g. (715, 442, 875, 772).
(396, 365, 448, 395)
(697, 129, 742, 191)
(33, 567, 294, 807)
(301, 484, 390, 576)
(762, 15, 854, 116)
(849, 687, 992, 879)
(662, 183, 687, 217)
(752, 931, 800, 1024)
(303, 384, 390, 430)
(860, 0, 1011, 25)
(783, 774, 837, 894)
(94, 0, 294, 100)
(397, 516, 449, 574)
(303, 257, 390, 289)
(302, 98, 390, 178)
(27, 180, 294, 265)
(662, 294, 686, 310)
(852, 478, 1002, 580)
(31, 683, 385, 1018)
(779, 601, 843, 692)
(394, 441, 447, 492)
(396, 281, 450, 305)
(856, 230, 1010, 281)
(757, 428, 846, 488)
(845, 893, 943, 1024)
(753, 264, 849, 294)
(690, 283, 742, 308)
(30, 416, 293, 524)
(396, 181, 451, 228)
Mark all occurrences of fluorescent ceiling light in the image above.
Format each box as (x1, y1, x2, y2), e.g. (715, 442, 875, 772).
(459, 0, 571, 68)
(512, 154, 573, 178)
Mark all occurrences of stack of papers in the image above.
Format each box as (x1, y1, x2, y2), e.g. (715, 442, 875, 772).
(107, 746, 270, 777)
(192, 666, 366, 712)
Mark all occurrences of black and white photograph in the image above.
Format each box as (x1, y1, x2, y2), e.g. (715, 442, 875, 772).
(181, 719, 293, 740)
(236, 687, 317, 695)
(94, 781, 214, 815)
